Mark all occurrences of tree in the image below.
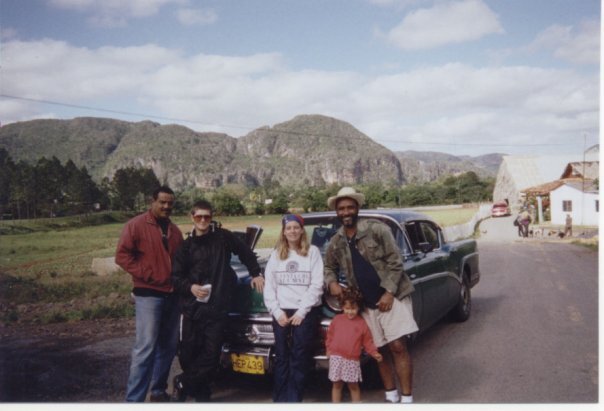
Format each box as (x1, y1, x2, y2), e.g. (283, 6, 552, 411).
(111, 167, 160, 211)
(64, 161, 105, 213)
(360, 183, 386, 209)
(399, 184, 435, 206)
(213, 191, 245, 216)
(266, 191, 289, 214)
(10, 161, 36, 219)
(0, 148, 14, 217)
(35, 156, 65, 217)
(300, 188, 328, 212)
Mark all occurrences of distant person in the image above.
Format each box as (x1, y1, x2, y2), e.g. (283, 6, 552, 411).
(263, 214, 324, 402)
(170, 200, 264, 402)
(326, 286, 383, 403)
(519, 208, 532, 238)
(324, 187, 418, 403)
(115, 186, 184, 402)
(514, 214, 522, 237)
(564, 214, 573, 237)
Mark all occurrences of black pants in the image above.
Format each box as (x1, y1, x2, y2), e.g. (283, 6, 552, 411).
(271, 307, 320, 402)
(521, 223, 529, 237)
(177, 314, 226, 400)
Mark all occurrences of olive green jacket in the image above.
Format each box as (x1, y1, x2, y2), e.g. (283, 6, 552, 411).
(324, 218, 414, 300)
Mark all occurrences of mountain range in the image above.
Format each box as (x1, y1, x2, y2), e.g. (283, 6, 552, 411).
(0, 115, 502, 190)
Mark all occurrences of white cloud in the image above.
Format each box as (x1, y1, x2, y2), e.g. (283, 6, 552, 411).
(175, 8, 217, 26)
(48, 0, 186, 27)
(0, 39, 597, 156)
(529, 19, 600, 65)
(353, 63, 598, 151)
(1, 39, 180, 99)
(381, 0, 504, 50)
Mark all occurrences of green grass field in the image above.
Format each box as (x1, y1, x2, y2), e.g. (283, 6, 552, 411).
(0, 206, 478, 325)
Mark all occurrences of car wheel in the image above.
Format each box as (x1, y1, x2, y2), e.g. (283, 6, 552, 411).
(451, 270, 471, 322)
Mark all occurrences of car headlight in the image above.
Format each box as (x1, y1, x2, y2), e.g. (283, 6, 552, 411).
(323, 282, 348, 313)
(324, 293, 341, 312)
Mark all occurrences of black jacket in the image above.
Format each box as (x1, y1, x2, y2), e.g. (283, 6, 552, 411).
(172, 227, 261, 319)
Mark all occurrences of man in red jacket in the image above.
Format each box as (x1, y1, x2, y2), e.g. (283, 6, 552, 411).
(115, 186, 184, 402)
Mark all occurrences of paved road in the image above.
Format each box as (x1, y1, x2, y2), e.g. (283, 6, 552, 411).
(208, 215, 599, 404)
(411, 216, 598, 403)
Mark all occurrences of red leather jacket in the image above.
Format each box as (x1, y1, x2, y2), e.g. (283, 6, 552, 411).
(115, 210, 184, 293)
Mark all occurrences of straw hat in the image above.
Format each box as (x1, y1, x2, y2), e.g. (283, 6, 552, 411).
(327, 187, 365, 210)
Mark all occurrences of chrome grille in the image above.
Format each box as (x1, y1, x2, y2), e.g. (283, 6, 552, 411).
(227, 320, 275, 346)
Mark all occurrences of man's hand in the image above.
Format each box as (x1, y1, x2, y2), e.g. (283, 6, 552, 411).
(290, 314, 304, 326)
(250, 276, 265, 293)
(377, 291, 394, 312)
(329, 282, 343, 296)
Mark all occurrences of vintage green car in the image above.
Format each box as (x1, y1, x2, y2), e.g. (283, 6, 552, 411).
(220, 209, 480, 376)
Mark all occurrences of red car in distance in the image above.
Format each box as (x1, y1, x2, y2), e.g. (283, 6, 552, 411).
(491, 201, 511, 217)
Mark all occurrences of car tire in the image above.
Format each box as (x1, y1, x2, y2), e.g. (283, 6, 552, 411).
(450, 270, 471, 322)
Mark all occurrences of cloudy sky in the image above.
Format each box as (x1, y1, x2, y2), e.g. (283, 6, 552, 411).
(0, 0, 600, 156)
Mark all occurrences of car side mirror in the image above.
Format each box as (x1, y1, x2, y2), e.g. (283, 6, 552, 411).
(418, 242, 434, 254)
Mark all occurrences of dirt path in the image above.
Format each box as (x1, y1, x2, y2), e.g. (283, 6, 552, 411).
(0, 318, 134, 402)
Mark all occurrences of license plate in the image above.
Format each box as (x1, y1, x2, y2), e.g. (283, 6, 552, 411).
(231, 353, 265, 375)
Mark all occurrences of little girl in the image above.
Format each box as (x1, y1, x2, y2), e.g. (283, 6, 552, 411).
(326, 287, 383, 402)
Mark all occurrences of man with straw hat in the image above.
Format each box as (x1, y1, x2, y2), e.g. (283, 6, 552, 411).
(324, 187, 418, 403)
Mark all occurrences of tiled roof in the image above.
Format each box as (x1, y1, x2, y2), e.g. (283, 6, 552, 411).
(503, 151, 599, 192)
(523, 178, 598, 195)
(561, 161, 599, 179)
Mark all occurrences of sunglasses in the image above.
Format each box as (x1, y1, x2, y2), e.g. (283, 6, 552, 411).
(192, 214, 212, 222)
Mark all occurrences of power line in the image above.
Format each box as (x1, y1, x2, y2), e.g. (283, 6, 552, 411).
(0, 93, 252, 131)
(0, 93, 583, 148)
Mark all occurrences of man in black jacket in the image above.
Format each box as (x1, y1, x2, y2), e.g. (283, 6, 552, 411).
(171, 200, 264, 401)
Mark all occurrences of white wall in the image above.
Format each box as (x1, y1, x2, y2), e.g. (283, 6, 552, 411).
(442, 203, 492, 241)
(550, 185, 599, 226)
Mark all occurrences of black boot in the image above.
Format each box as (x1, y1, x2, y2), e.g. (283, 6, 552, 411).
(194, 385, 211, 402)
(171, 374, 187, 402)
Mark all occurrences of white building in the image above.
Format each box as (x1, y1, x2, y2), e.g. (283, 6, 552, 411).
(550, 180, 599, 226)
(493, 149, 599, 211)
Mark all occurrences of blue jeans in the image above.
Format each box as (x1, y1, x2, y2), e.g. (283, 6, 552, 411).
(272, 307, 320, 402)
(125, 294, 179, 402)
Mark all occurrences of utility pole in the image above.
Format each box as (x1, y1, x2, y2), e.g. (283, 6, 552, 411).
(581, 134, 586, 225)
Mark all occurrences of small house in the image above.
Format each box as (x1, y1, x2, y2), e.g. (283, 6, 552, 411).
(549, 180, 599, 226)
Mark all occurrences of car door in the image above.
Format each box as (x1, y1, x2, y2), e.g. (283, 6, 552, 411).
(403, 220, 452, 329)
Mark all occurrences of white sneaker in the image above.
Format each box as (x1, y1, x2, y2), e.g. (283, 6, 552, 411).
(385, 390, 400, 403)
(401, 395, 413, 403)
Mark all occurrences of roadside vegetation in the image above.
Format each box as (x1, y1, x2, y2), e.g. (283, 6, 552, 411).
(571, 237, 599, 251)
